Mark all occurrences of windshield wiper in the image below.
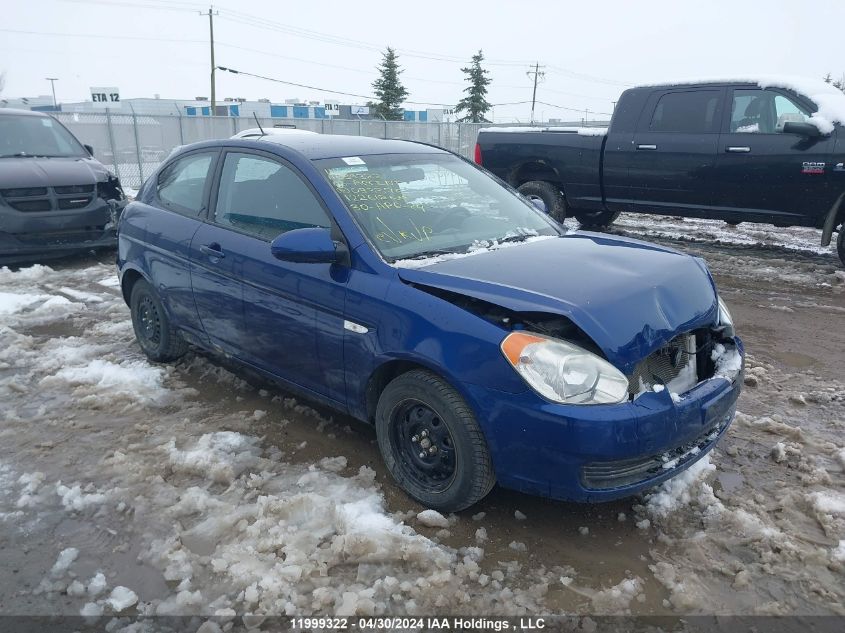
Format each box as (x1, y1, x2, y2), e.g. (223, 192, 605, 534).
(393, 248, 464, 262)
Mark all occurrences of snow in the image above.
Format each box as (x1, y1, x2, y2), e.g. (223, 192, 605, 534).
(416, 509, 450, 528)
(50, 547, 79, 577)
(107, 586, 139, 611)
(808, 491, 845, 516)
(514, 510, 527, 521)
(42, 359, 172, 407)
(79, 602, 103, 617)
(712, 343, 743, 379)
(645, 455, 716, 518)
(87, 572, 108, 597)
(479, 126, 608, 136)
(393, 235, 557, 269)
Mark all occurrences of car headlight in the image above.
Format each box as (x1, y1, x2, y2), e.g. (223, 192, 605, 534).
(501, 332, 629, 405)
(717, 296, 735, 338)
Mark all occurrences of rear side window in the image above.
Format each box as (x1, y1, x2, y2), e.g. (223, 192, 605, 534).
(649, 90, 721, 133)
(156, 152, 215, 214)
(214, 152, 330, 240)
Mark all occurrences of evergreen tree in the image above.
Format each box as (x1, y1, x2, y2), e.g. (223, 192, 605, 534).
(456, 50, 492, 123)
(370, 47, 408, 120)
(824, 72, 845, 93)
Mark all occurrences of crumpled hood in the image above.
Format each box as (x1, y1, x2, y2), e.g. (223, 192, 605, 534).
(0, 157, 112, 189)
(397, 233, 719, 374)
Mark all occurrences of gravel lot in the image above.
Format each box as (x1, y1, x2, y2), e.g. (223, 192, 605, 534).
(0, 215, 843, 629)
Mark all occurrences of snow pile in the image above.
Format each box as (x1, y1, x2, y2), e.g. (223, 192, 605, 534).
(50, 547, 79, 577)
(479, 126, 608, 136)
(644, 455, 717, 519)
(41, 359, 172, 408)
(107, 586, 139, 612)
(589, 577, 643, 614)
(711, 343, 743, 379)
(393, 235, 557, 269)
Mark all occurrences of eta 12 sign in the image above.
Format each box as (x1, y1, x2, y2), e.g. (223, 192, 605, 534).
(324, 103, 340, 116)
(90, 87, 120, 108)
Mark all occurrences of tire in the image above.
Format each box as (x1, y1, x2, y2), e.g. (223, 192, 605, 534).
(129, 279, 188, 363)
(375, 369, 495, 512)
(837, 227, 845, 268)
(573, 209, 621, 229)
(517, 181, 566, 222)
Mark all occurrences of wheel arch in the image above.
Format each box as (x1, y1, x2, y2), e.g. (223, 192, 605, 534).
(363, 356, 475, 425)
(120, 266, 149, 307)
(508, 160, 564, 193)
(820, 190, 845, 246)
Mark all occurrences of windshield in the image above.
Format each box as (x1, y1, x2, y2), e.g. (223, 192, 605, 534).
(0, 114, 87, 158)
(316, 153, 561, 261)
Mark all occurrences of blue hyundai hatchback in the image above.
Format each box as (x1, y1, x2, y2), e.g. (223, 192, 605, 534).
(117, 134, 743, 511)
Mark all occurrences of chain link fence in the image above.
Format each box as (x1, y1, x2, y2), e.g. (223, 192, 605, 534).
(52, 112, 609, 190)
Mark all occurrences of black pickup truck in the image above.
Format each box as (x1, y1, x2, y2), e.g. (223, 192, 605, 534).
(476, 78, 845, 265)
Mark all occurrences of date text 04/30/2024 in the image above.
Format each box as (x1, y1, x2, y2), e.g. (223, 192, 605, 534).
(289, 617, 547, 630)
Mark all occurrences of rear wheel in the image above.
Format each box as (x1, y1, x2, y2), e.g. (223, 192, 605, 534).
(837, 227, 845, 268)
(130, 279, 188, 362)
(573, 209, 621, 229)
(517, 181, 566, 222)
(375, 370, 495, 512)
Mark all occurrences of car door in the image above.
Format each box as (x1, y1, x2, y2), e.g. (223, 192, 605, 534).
(712, 87, 836, 225)
(628, 88, 724, 215)
(208, 149, 348, 403)
(142, 149, 219, 345)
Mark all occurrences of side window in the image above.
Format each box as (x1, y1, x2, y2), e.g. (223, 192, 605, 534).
(649, 90, 720, 133)
(214, 153, 331, 240)
(649, 90, 721, 134)
(730, 89, 810, 133)
(157, 152, 214, 214)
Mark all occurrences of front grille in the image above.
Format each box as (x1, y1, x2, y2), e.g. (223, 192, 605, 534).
(54, 184, 95, 195)
(9, 199, 52, 212)
(581, 407, 734, 490)
(1, 184, 97, 213)
(1, 187, 47, 197)
(628, 333, 698, 396)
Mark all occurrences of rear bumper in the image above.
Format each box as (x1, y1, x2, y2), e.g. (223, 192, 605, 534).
(0, 199, 125, 265)
(462, 337, 744, 503)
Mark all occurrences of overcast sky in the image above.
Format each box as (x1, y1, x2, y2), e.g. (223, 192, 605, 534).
(3, 0, 845, 122)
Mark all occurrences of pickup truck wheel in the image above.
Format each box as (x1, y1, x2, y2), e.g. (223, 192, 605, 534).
(837, 228, 845, 268)
(573, 209, 621, 229)
(375, 369, 495, 512)
(517, 181, 566, 222)
(130, 279, 188, 363)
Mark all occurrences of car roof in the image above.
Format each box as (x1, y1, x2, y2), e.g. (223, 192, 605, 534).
(0, 108, 49, 117)
(235, 127, 316, 136)
(230, 133, 448, 160)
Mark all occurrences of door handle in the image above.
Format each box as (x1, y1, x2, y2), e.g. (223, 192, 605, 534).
(636, 144, 658, 150)
(200, 243, 225, 258)
(726, 146, 751, 153)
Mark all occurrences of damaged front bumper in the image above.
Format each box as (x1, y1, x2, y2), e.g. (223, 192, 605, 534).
(463, 337, 744, 503)
(0, 198, 126, 266)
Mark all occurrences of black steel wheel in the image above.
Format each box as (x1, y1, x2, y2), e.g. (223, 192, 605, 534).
(130, 279, 188, 362)
(376, 369, 495, 512)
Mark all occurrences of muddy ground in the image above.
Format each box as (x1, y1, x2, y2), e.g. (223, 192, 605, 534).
(0, 214, 843, 629)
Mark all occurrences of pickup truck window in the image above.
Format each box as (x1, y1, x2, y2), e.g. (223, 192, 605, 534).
(730, 89, 810, 133)
(649, 90, 720, 133)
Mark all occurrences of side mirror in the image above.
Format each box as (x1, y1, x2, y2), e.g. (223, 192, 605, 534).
(782, 121, 821, 138)
(270, 227, 339, 264)
(83, 144, 94, 156)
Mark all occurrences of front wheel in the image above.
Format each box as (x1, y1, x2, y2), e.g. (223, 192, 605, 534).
(375, 370, 495, 512)
(517, 181, 567, 222)
(573, 209, 621, 229)
(837, 227, 845, 268)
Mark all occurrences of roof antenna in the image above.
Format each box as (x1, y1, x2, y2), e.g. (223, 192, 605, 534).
(253, 112, 265, 136)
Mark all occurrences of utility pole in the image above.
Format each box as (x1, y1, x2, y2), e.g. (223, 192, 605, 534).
(45, 77, 58, 108)
(526, 62, 545, 125)
(200, 6, 219, 115)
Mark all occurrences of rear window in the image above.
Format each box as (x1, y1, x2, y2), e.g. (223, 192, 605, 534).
(649, 90, 721, 134)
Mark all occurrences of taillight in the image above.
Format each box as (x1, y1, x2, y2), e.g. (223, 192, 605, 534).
(474, 142, 482, 165)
